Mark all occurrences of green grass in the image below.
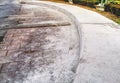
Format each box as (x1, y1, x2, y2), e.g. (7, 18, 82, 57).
(114, 19, 120, 24)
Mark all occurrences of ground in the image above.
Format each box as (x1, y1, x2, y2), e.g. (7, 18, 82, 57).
(0, 0, 120, 83)
(0, 1, 79, 83)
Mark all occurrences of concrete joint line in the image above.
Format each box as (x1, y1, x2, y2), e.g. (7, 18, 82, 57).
(80, 23, 120, 29)
(0, 21, 71, 30)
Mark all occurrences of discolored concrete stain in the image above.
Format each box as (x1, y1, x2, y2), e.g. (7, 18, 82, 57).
(0, 3, 79, 83)
(1, 0, 120, 83)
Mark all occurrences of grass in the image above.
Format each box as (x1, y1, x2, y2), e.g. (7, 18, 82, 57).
(47, 0, 120, 24)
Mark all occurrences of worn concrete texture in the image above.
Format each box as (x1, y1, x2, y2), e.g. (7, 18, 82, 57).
(0, 3, 80, 83)
(22, 1, 120, 83)
(0, 0, 120, 83)
(33, 1, 120, 83)
(0, 0, 20, 37)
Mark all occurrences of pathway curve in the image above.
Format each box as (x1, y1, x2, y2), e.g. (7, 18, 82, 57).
(0, 1, 80, 83)
(26, 1, 120, 83)
(0, 1, 120, 83)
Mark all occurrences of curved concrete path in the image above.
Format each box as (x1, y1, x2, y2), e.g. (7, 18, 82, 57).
(1, 0, 120, 83)
(0, 2, 80, 83)
(24, 1, 120, 83)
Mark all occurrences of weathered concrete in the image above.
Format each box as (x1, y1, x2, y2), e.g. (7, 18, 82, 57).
(0, 3, 80, 83)
(31, 1, 120, 83)
(22, 1, 120, 83)
(23, 1, 119, 24)
(0, 0, 20, 40)
(0, 0, 120, 83)
(0, 21, 71, 30)
(74, 24, 120, 83)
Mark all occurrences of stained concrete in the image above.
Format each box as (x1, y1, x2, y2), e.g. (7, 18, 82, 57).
(0, 0, 120, 83)
(0, 3, 79, 83)
(34, 1, 120, 83)
(0, 0, 20, 41)
(24, 1, 120, 83)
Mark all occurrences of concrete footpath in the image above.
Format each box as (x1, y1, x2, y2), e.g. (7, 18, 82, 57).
(1, 0, 120, 83)
(0, 1, 79, 83)
(26, 1, 120, 83)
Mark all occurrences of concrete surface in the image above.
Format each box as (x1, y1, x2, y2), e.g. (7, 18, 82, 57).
(0, 0, 120, 83)
(0, 0, 20, 37)
(38, 1, 120, 83)
(0, 3, 80, 83)
(24, 1, 120, 83)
